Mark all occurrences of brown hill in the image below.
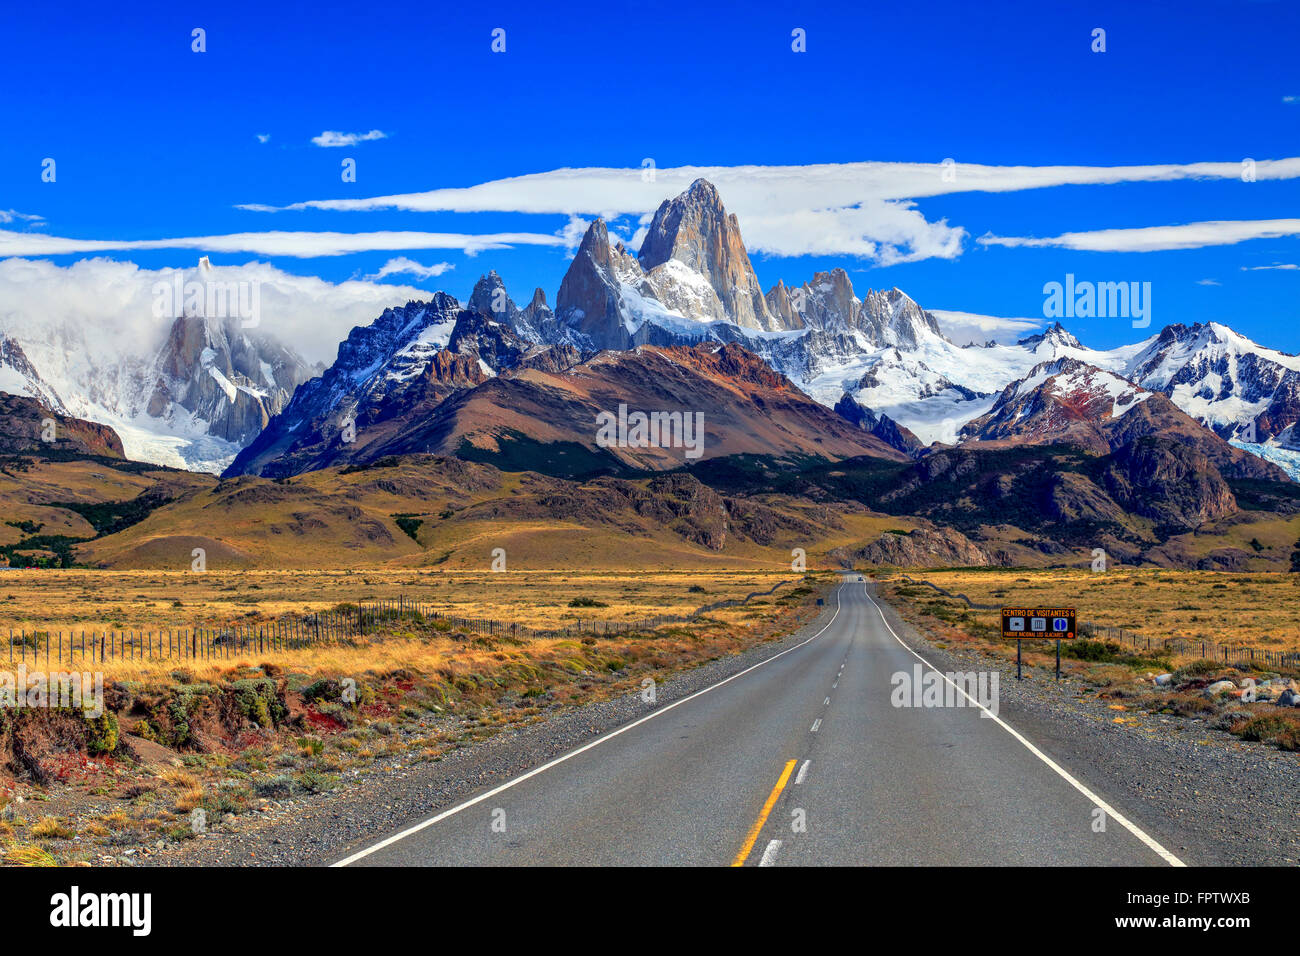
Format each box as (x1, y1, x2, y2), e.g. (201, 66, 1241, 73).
(0, 392, 124, 458)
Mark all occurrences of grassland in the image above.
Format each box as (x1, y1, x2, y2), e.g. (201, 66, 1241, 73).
(0, 568, 797, 639)
(876, 567, 1300, 653)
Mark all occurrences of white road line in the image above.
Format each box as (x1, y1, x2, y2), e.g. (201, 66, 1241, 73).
(331, 582, 849, 866)
(795, 760, 810, 784)
(758, 839, 783, 866)
(824, 697, 831, 705)
(810, 719, 821, 732)
(861, 584, 1186, 868)
(832, 681, 838, 689)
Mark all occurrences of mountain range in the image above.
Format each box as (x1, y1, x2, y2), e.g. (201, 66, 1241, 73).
(5, 179, 1300, 571)
(5, 178, 1299, 482)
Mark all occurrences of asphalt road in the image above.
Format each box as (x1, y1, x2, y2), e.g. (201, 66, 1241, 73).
(334, 576, 1182, 867)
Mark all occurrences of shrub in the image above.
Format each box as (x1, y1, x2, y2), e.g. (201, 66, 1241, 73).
(230, 678, 286, 728)
(254, 774, 295, 797)
(1060, 639, 1169, 671)
(84, 712, 119, 755)
(1171, 659, 1222, 683)
(1233, 713, 1300, 751)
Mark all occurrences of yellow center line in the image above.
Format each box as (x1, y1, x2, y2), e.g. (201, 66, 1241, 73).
(731, 758, 798, 867)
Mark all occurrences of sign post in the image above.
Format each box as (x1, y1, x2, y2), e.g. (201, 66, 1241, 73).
(1002, 607, 1075, 681)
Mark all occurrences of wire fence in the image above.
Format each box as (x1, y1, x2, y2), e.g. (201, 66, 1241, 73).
(893, 575, 1300, 671)
(1, 579, 800, 667)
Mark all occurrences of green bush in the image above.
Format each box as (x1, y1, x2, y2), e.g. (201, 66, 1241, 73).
(84, 712, 119, 755)
(230, 678, 286, 728)
(1234, 713, 1300, 751)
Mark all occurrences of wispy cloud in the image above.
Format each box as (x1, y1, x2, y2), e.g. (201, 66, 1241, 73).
(233, 158, 1300, 264)
(365, 257, 455, 281)
(1285, 96, 1299, 104)
(1242, 262, 1299, 271)
(0, 209, 45, 225)
(0, 228, 564, 259)
(256, 133, 271, 144)
(311, 129, 388, 148)
(978, 219, 1300, 253)
(1197, 278, 1221, 286)
(929, 309, 1042, 346)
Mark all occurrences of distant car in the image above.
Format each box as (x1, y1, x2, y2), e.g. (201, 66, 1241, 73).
(858, 576, 864, 582)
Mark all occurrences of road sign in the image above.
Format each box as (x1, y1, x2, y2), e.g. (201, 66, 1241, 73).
(1003, 606, 1075, 682)
(1002, 607, 1075, 640)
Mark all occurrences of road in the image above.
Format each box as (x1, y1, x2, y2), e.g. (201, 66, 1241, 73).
(333, 576, 1182, 867)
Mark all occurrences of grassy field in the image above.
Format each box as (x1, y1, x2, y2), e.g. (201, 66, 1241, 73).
(877, 567, 1300, 653)
(0, 568, 801, 659)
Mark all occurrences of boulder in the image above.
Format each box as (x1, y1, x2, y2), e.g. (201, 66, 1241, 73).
(1203, 679, 1237, 698)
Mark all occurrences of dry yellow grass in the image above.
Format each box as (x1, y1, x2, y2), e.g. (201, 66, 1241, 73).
(880, 567, 1300, 652)
(1, 843, 57, 866)
(29, 817, 75, 840)
(0, 568, 814, 680)
(0, 568, 795, 633)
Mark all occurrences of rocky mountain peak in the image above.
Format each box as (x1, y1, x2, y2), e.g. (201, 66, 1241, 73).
(1019, 321, 1083, 351)
(469, 271, 512, 315)
(636, 179, 776, 331)
(576, 217, 614, 267)
(555, 218, 628, 350)
(858, 287, 945, 347)
(145, 312, 316, 447)
(763, 280, 805, 329)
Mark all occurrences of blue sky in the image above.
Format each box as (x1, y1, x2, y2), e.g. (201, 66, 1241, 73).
(2, 0, 1298, 353)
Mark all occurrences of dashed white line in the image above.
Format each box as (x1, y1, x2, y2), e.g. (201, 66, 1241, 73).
(759, 839, 783, 867)
(795, 760, 811, 784)
(810, 719, 821, 732)
(824, 697, 831, 705)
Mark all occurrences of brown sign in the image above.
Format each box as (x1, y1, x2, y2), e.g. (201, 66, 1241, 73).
(1002, 607, 1075, 640)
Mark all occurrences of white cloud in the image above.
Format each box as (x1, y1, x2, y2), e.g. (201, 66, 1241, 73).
(929, 309, 1043, 345)
(365, 257, 455, 281)
(558, 216, 591, 250)
(256, 133, 271, 144)
(0, 228, 564, 259)
(978, 219, 1300, 253)
(234, 158, 1300, 264)
(0, 257, 433, 365)
(1285, 96, 1299, 104)
(1242, 262, 1299, 271)
(311, 129, 388, 148)
(0, 209, 44, 224)
(1197, 278, 1222, 285)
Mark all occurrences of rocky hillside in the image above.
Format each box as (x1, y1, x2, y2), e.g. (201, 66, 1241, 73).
(228, 332, 909, 479)
(0, 393, 124, 458)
